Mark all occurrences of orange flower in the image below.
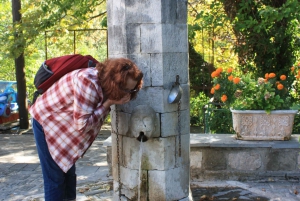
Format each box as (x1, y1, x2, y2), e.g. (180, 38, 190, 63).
(227, 68, 233, 73)
(291, 66, 295, 72)
(265, 73, 269, 79)
(277, 84, 284, 90)
(211, 71, 218, 78)
(216, 68, 223, 73)
(297, 75, 300, 80)
(280, 75, 286, 81)
(210, 88, 215, 94)
(233, 77, 240, 84)
(228, 75, 233, 81)
(269, 73, 276, 78)
(214, 84, 220, 90)
(221, 94, 227, 102)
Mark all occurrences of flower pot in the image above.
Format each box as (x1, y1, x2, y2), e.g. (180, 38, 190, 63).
(231, 109, 298, 140)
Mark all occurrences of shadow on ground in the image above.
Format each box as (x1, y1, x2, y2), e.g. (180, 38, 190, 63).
(191, 187, 269, 201)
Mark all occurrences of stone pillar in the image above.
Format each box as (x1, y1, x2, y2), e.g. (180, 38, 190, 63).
(107, 0, 190, 200)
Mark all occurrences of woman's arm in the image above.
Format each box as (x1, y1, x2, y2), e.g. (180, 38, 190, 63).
(72, 71, 109, 133)
(102, 94, 131, 110)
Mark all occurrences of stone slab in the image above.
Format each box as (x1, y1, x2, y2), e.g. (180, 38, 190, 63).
(190, 134, 300, 148)
(190, 134, 300, 181)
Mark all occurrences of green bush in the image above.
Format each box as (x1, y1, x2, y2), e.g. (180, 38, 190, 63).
(190, 93, 234, 134)
(204, 103, 234, 134)
(190, 92, 210, 127)
(292, 113, 300, 134)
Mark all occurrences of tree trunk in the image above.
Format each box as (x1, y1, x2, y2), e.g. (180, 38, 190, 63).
(12, 0, 29, 129)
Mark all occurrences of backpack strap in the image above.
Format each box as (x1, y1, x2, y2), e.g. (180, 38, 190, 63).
(31, 90, 41, 105)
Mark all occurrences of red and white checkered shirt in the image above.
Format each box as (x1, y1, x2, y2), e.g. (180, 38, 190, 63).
(29, 68, 110, 173)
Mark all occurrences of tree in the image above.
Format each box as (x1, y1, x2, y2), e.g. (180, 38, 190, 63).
(12, 0, 28, 129)
(188, 0, 238, 96)
(221, 0, 300, 81)
(0, 0, 107, 128)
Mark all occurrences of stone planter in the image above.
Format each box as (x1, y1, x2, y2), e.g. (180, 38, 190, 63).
(231, 109, 298, 140)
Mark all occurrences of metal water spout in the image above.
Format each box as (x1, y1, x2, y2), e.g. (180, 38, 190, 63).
(137, 132, 147, 142)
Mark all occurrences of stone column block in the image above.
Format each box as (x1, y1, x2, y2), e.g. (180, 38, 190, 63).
(150, 53, 189, 87)
(160, 0, 177, 23)
(175, 133, 190, 167)
(175, 0, 188, 24)
(128, 54, 151, 87)
(110, 110, 130, 135)
(123, 136, 176, 170)
(108, 0, 187, 25)
(112, 166, 148, 201)
(141, 24, 188, 54)
(108, 24, 141, 55)
(161, 24, 188, 53)
(114, 87, 163, 113)
(108, 25, 128, 55)
(115, 83, 189, 114)
(107, 0, 126, 26)
(112, 166, 138, 190)
(148, 165, 190, 200)
(125, 0, 162, 23)
(111, 133, 124, 168)
(161, 109, 190, 137)
(140, 24, 163, 53)
(125, 24, 141, 54)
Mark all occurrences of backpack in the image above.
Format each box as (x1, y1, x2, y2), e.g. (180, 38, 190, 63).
(32, 54, 99, 104)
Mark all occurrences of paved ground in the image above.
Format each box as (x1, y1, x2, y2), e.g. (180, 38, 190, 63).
(0, 124, 300, 201)
(0, 125, 113, 201)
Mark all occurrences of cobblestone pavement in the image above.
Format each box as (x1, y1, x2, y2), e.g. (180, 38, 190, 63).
(0, 125, 113, 201)
(0, 126, 299, 201)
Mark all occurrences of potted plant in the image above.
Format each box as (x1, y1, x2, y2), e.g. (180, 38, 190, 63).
(210, 62, 300, 140)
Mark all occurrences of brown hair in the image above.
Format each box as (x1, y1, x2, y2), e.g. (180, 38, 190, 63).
(96, 58, 143, 100)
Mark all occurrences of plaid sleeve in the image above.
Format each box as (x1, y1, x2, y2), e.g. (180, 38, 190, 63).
(72, 70, 109, 133)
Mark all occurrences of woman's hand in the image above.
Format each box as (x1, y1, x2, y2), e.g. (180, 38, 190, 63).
(112, 94, 131, 105)
(102, 94, 131, 110)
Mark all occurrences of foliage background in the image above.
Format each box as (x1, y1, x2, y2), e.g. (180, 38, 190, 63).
(0, 0, 108, 100)
(0, 0, 300, 133)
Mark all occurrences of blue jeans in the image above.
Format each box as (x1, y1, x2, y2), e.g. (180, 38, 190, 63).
(32, 118, 76, 201)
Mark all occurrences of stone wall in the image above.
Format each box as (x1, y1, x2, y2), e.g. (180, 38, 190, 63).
(104, 134, 300, 182)
(190, 134, 300, 181)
